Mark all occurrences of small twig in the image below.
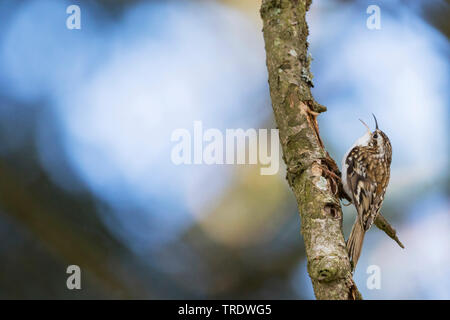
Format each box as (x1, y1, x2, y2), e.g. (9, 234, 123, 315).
(334, 163, 404, 248)
(374, 214, 405, 249)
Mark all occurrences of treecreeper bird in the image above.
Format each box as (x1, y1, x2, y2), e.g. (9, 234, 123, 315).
(341, 114, 392, 271)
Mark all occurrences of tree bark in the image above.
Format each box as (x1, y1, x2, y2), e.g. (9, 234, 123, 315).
(260, 0, 361, 300)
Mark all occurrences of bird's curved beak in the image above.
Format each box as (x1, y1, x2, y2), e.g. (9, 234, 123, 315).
(359, 119, 371, 135)
(372, 113, 379, 130)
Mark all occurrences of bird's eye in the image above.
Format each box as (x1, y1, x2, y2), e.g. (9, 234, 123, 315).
(373, 133, 378, 139)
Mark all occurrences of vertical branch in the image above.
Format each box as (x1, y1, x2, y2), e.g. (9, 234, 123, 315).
(260, 0, 361, 299)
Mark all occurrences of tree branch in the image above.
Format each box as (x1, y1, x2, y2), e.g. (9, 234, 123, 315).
(341, 185, 404, 248)
(260, 0, 361, 299)
(375, 214, 405, 249)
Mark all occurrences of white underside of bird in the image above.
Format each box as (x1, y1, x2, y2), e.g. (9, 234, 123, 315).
(341, 131, 371, 199)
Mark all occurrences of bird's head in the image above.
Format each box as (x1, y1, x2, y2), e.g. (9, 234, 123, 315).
(359, 114, 392, 161)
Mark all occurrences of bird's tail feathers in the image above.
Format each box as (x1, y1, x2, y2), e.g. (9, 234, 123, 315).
(347, 219, 365, 272)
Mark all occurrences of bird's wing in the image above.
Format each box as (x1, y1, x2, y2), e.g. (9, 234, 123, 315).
(345, 147, 377, 231)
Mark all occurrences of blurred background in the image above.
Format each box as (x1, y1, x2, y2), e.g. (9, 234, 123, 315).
(0, 0, 448, 299)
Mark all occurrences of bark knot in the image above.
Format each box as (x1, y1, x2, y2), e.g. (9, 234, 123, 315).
(309, 255, 347, 282)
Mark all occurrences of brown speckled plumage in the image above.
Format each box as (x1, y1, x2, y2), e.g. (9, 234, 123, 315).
(343, 116, 392, 271)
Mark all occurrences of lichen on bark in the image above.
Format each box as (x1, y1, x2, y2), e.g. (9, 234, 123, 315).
(260, 0, 361, 300)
